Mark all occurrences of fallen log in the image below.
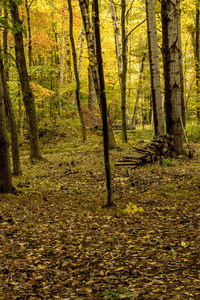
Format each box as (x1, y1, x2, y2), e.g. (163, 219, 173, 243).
(115, 134, 175, 167)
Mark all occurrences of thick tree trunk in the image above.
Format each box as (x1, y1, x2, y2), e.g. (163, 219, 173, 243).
(0, 54, 22, 176)
(9, 0, 40, 159)
(78, 0, 116, 149)
(145, 0, 165, 136)
(0, 75, 13, 193)
(93, 0, 113, 207)
(161, 0, 184, 154)
(121, 0, 128, 142)
(67, 0, 86, 142)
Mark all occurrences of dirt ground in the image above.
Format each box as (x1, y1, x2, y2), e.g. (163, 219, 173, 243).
(0, 134, 200, 299)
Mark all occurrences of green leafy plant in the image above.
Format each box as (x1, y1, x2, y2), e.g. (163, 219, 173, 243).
(123, 202, 144, 214)
(102, 287, 132, 299)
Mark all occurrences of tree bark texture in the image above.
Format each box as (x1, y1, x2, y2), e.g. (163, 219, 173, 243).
(9, 0, 40, 159)
(67, 0, 86, 142)
(161, 0, 184, 154)
(88, 65, 97, 112)
(78, 0, 116, 149)
(145, 0, 165, 136)
(93, 0, 113, 207)
(0, 53, 22, 175)
(25, 0, 32, 67)
(196, 0, 200, 120)
(0, 74, 13, 193)
(121, 0, 128, 142)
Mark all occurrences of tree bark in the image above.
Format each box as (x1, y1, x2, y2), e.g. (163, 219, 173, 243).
(93, 0, 113, 207)
(0, 74, 13, 193)
(9, 0, 40, 159)
(161, 0, 184, 154)
(121, 0, 128, 142)
(88, 64, 97, 112)
(0, 53, 22, 176)
(78, 0, 116, 149)
(196, 0, 200, 120)
(132, 53, 146, 126)
(25, 0, 32, 68)
(3, 1, 9, 81)
(67, 0, 86, 142)
(145, 0, 165, 136)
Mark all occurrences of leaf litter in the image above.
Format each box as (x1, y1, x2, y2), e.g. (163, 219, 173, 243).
(0, 142, 200, 299)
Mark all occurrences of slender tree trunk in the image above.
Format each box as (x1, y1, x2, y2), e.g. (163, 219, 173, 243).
(65, 34, 73, 102)
(25, 0, 32, 67)
(0, 74, 13, 193)
(78, 0, 116, 149)
(0, 53, 22, 175)
(132, 53, 146, 126)
(9, 0, 40, 159)
(77, 28, 84, 78)
(93, 0, 113, 207)
(196, 0, 200, 120)
(59, 10, 66, 97)
(109, 0, 122, 86)
(178, 13, 185, 126)
(88, 65, 97, 112)
(161, 0, 184, 154)
(3, 1, 9, 81)
(145, 0, 165, 136)
(67, 0, 86, 142)
(121, 0, 128, 142)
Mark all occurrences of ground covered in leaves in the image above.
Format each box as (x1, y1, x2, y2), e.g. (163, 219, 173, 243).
(0, 128, 200, 299)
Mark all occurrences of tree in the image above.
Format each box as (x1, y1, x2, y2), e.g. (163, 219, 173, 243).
(67, 0, 86, 142)
(93, 0, 113, 207)
(145, 0, 165, 136)
(195, 0, 200, 120)
(9, 0, 41, 159)
(0, 51, 22, 175)
(161, 0, 184, 154)
(121, 0, 128, 142)
(0, 73, 13, 193)
(78, 0, 116, 149)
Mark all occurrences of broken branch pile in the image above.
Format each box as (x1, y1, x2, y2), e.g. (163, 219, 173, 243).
(115, 135, 174, 166)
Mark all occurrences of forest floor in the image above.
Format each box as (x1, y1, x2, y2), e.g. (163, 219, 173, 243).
(0, 125, 200, 299)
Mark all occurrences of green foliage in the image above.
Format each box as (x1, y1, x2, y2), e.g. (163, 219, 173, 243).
(186, 122, 200, 142)
(123, 202, 144, 214)
(162, 158, 174, 166)
(102, 287, 132, 299)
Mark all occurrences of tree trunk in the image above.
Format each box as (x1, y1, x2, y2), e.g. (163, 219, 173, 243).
(196, 0, 200, 120)
(58, 10, 66, 98)
(0, 53, 22, 176)
(93, 0, 113, 207)
(78, 0, 116, 149)
(88, 65, 97, 112)
(0, 74, 13, 193)
(9, 0, 40, 159)
(77, 28, 84, 78)
(25, 0, 32, 68)
(109, 0, 123, 86)
(161, 0, 184, 154)
(121, 0, 128, 142)
(132, 53, 146, 126)
(67, 0, 86, 142)
(3, 1, 9, 81)
(145, 0, 165, 136)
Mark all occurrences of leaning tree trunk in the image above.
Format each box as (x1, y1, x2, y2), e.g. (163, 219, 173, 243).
(9, 0, 40, 159)
(121, 0, 128, 142)
(145, 0, 165, 136)
(161, 0, 184, 154)
(67, 0, 86, 142)
(0, 52, 22, 175)
(78, 0, 116, 149)
(93, 0, 113, 207)
(25, 0, 32, 67)
(0, 74, 13, 193)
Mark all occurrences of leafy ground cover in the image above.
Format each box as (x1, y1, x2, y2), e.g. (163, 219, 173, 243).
(0, 127, 200, 299)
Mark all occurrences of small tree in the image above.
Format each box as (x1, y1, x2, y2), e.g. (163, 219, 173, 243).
(67, 0, 86, 142)
(93, 0, 114, 207)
